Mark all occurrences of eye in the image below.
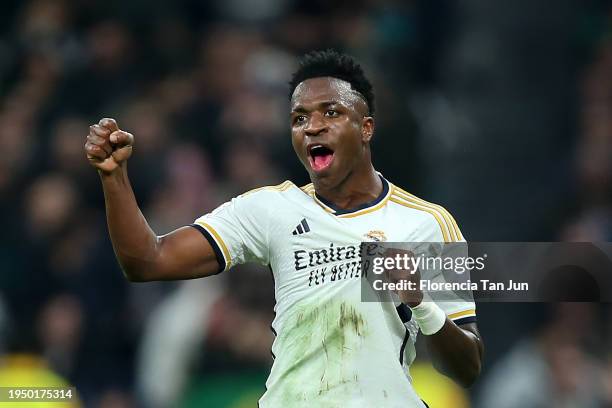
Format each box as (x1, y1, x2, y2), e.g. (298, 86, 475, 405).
(293, 115, 307, 125)
(325, 109, 339, 117)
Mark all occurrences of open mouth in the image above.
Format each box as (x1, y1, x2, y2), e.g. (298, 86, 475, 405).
(308, 144, 335, 172)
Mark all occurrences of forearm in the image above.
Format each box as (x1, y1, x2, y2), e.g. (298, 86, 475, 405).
(393, 256, 483, 387)
(100, 164, 160, 280)
(424, 320, 483, 387)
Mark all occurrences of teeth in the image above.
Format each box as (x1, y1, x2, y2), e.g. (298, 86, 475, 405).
(310, 145, 323, 153)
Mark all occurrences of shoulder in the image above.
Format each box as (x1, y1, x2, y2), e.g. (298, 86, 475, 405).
(388, 183, 464, 243)
(299, 182, 314, 195)
(229, 180, 304, 211)
(238, 180, 296, 198)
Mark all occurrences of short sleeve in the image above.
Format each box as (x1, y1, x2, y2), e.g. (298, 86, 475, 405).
(423, 211, 477, 326)
(191, 192, 270, 273)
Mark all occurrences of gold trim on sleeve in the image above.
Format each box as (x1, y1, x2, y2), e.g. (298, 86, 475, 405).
(195, 221, 233, 269)
(448, 309, 476, 320)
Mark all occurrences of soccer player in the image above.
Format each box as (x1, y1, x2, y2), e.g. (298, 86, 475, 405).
(85, 50, 483, 407)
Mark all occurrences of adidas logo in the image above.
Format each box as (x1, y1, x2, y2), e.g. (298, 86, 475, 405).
(292, 218, 311, 235)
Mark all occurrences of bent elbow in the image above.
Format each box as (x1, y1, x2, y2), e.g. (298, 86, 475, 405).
(120, 263, 153, 282)
(122, 268, 145, 282)
(116, 252, 159, 282)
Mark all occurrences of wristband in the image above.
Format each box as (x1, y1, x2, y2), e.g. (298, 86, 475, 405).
(409, 295, 446, 335)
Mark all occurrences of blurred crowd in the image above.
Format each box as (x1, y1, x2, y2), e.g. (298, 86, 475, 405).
(0, 0, 611, 407)
(472, 2, 612, 406)
(563, 1, 612, 243)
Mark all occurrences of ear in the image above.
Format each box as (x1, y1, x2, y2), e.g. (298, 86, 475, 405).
(361, 116, 375, 143)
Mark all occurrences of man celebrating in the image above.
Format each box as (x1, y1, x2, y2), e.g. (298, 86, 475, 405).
(85, 50, 482, 407)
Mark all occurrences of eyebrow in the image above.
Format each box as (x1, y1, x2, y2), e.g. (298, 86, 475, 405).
(291, 100, 339, 113)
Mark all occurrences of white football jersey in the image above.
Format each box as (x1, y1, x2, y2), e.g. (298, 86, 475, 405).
(192, 175, 476, 408)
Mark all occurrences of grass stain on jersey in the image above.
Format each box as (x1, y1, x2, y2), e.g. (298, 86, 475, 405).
(276, 299, 368, 405)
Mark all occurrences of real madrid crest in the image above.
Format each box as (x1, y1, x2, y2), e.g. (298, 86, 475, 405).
(364, 230, 387, 242)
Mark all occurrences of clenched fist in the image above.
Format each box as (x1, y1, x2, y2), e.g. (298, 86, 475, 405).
(384, 248, 424, 307)
(85, 118, 134, 174)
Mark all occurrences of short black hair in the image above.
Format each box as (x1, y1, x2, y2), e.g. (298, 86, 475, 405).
(289, 49, 375, 116)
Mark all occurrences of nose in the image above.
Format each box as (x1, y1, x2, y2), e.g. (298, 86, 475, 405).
(304, 113, 326, 136)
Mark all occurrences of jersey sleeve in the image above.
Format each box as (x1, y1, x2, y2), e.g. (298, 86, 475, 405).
(191, 191, 270, 273)
(421, 208, 477, 326)
(433, 273, 477, 326)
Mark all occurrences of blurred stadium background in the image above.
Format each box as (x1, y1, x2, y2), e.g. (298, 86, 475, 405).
(1, 0, 611, 407)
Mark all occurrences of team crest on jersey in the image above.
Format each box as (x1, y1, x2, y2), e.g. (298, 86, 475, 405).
(364, 230, 387, 242)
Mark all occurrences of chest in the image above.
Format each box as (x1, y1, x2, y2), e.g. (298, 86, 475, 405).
(269, 201, 427, 251)
(267, 202, 428, 291)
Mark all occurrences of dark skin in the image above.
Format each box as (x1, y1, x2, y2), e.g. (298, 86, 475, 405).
(290, 77, 381, 208)
(290, 77, 483, 387)
(85, 76, 482, 388)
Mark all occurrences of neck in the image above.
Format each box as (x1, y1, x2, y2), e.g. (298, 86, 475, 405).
(314, 164, 382, 210)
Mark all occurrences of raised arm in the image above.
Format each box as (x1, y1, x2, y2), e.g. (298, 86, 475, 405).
(85, 118, 220, 281)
